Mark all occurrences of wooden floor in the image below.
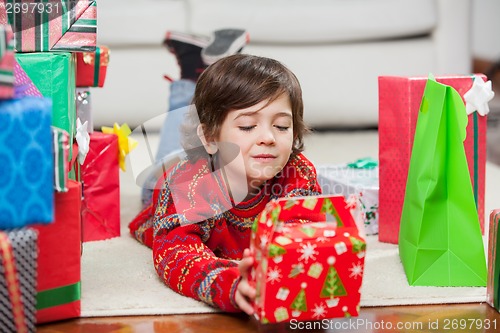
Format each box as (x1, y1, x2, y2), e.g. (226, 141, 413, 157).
(36, 303, 500, 333)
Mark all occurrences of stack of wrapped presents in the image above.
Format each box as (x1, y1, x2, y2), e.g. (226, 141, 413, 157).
(0, 1, 126, 328)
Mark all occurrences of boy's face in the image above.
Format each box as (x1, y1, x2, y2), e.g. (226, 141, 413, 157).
(216, 94, 294, 192)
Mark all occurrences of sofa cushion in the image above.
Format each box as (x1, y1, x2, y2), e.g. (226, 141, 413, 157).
(97, 0, 187, 45)
(187, 0, 437, 44)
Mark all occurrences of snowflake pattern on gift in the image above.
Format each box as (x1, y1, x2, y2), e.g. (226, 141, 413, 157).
(316, 236, 329, 243)
(297, 242, 318, 263)
(267, 266, 282, 284)
(349, 261, 364, 279)
(312, 303, 327, 319)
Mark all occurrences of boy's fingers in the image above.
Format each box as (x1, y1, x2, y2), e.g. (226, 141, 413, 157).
(238, 257, 254, 276)
(238, 280, 256, 300)
(235, 291, 254, 315)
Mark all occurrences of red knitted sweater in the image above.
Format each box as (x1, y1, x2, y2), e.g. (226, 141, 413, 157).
(129, 153, 321, 312)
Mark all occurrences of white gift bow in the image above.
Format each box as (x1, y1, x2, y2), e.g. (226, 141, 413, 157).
(464, 75, 495, 116)
(75, 118, 90, 164)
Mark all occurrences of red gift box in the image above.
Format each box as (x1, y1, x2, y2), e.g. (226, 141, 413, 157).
(81, 131, 120, 242)
(76, 45, 109, 87)
(33, 180, 82, 324)
(250, 196, 366, 324)
(378, 75, 487, 244)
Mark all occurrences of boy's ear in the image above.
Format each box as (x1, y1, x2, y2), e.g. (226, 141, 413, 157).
(197, 124, 218, 155)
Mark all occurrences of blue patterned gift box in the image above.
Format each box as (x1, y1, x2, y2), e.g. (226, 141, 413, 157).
(0, 97, 53, 229)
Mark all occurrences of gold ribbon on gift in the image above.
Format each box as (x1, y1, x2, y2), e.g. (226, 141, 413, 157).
(101, 123, 138, 171)
(82, 46, 110, 66)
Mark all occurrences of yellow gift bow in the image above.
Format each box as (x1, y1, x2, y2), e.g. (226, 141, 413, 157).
(101, 123, 138, 171)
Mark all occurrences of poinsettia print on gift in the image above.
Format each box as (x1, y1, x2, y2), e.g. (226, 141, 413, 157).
(250, 195, 366, 324)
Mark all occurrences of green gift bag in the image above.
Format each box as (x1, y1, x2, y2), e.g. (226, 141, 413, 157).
(398, 76, 487, 286)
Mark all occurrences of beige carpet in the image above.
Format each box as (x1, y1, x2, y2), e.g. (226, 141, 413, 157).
(80, 130, 498, 317)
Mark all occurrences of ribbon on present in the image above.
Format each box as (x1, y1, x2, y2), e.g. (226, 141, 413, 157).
(36, 282, 81, 312)
(0, 24, 15, 99)
(0, 232, 28, 333)
(464, 75, 495, 117)
(75, 118, 90, 165)
(101, 123, 138, 171)
(464, 75, 492, 208)
(347, 157, 378, 169)
(52, 127, 70, 192)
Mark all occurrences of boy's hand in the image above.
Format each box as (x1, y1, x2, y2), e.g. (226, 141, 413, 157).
(235, 248, 256, 315)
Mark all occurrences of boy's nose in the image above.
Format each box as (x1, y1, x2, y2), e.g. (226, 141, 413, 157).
(257, 129, 276, 145)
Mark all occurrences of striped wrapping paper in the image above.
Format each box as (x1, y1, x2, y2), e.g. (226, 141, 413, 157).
(0, 229, 38, 333)
(0, 0, 97, 53)
(0, 24, 14, 98)
(52, 127, 69, 192)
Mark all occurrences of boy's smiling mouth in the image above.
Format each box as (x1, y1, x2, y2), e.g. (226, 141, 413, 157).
(252, 154, 276, 162)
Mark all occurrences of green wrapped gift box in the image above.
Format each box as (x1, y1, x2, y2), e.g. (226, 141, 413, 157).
(16, 52, 76, 161)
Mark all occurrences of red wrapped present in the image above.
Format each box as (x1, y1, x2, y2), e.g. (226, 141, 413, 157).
(487, 209, 500, 311)
(0, 0, 97, 53)
(378, 75, 487, 244)
(81, 131, 120, 242)
(76, 45, 109, 87)
(250, 196, 366, 324)
(33, 180, 82, 324)
(0, 24, 14, 99)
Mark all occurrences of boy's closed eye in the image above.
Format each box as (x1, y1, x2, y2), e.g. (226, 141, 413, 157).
(238, 124, 290, 132)
(274, 125, 290, 131)
(238, 125, 256, 131)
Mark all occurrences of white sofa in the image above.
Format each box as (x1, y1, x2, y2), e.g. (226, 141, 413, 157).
(93, 0, 472, 130)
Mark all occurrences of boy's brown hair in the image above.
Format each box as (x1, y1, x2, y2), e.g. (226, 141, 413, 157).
(182, 54, 308, 159)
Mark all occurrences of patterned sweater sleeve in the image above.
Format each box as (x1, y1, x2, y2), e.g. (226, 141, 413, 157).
(151, 168, 241, 312)
(280, 153, 323, 198)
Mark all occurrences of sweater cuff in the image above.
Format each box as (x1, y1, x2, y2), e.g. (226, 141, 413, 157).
(229, 274, 243, 312)
(197, 265, 241, 312)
